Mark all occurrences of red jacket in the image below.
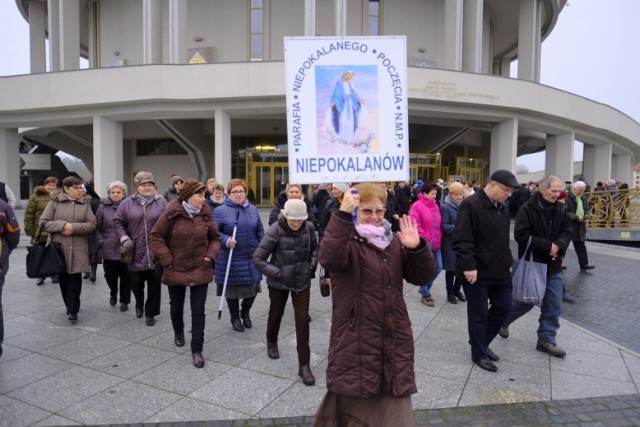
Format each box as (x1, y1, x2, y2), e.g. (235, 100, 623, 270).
(150, 199, 221, 286)
(318, 211, 435, 398)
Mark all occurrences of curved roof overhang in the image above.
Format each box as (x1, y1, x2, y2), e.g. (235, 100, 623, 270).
(0, 62, 637, 159)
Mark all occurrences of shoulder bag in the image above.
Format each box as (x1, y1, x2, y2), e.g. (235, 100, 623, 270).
(26, 224, 66, 278)
(511, 236, 547, 306)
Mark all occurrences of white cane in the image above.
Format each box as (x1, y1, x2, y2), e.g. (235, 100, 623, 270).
(218, 211, 240, 319)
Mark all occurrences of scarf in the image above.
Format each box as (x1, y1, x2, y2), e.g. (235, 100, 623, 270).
(134, 192, 154, 206)
(182, 201, 201, 218)
(537, 195, 559, 240)
(572, 190, 584, 217)
(355, 220, 393, 250)
(210, 193, 225, 204)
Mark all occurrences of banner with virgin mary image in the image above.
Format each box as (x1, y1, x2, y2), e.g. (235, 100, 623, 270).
(285, 36, 408, 184)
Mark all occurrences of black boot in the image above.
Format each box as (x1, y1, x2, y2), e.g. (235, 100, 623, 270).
(227, 298, 244, 331)
(240, 297, 255, 329)
(89, 263, 97, 283)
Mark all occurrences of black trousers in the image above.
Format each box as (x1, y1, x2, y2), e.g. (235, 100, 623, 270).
(0, 277, 5, 351)
(103, 259, 131, 304)
(58, 272, 83, 314)
(168, 284, 208, 353)
(129, 269, 161, 317)
(267, 286, 311, 365)
(445, 271, 462, 296)
(572, 240, 589, 267)
(463, 281, 512, 360)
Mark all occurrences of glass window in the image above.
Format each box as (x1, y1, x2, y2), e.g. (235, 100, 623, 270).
(368, 1, 380, 36)
(136, 139, 187, 156)
(250, 0, 263, 60)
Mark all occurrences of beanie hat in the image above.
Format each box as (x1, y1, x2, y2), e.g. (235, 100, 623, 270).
(179, 179, 205, 202)
(416, 179, 424, 187)
(281, 199, 308, 220)
(332, 182, 350, 194)
(133, 171, 155, 186)
(171, 175, 184, 186)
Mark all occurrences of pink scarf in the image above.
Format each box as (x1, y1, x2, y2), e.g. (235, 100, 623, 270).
(355, 223, 392, 250)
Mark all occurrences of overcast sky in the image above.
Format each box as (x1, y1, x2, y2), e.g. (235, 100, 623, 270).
(1, 0, 638, 172)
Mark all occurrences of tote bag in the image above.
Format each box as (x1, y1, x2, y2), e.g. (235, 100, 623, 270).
(511, 236, 547, 306)
(26, 229, 66, 278)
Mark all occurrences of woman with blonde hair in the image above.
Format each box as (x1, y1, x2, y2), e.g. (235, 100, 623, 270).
(314, 183, 434, 426)
(441, 181, 466, 304)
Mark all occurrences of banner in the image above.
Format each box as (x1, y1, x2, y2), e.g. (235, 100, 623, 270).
(284, 36, 408, 184)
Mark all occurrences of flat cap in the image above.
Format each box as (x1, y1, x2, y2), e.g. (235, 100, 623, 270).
(490, 169, 519, 188)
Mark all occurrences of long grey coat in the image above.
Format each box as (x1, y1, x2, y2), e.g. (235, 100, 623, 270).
(39, 192, 96, 274)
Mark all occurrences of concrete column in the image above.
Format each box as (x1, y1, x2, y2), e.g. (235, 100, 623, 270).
(87, 1, 97, 68)
(59, 0, 80, 70)
(517, 0, 540, 82)
(48, 0, 60, 71)
(462, 0, 483, 73)
(545, 132, 574, 182)
(29, 0, 47, 73)
(143, 0, 163, 64)
(93, 117, 124, 197)
(613, 153, 632, 186)
(169, 0, 188, 64)
(334, 0, 347, 36)
(0, 129, 21, 205)
(214, 110, 232, 186)
(444, 0, 463, 70)
(583, 143, 613, 185)
(490, 118, 518, 173)
(304, 0, 316, 37)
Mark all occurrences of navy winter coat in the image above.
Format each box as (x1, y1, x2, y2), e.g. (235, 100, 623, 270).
(440, 196, 460, 272)
(213, 198, 265, 285)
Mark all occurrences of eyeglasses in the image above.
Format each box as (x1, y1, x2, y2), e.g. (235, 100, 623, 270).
(359, 207, 386, 216)
(230, 190, 245, 195)
(495, 182, 513, 194)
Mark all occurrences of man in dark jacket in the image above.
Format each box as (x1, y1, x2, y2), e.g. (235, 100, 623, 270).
(453, 169, 519, 372)
(394, 180, 411, 216)
(499, 176, 571, 358)
(0, 199, 20, 358)
(268, 184, 316, 228)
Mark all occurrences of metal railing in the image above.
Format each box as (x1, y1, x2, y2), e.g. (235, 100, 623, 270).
(586, 189, 640, 229)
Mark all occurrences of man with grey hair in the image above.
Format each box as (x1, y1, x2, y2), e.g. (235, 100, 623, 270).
(499, 176, 572, 358)
(565, 180, 594, 271)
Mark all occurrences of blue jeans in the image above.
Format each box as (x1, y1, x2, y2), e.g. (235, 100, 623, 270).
(503, 272, 563, 344)
(419, 249, 442, 297)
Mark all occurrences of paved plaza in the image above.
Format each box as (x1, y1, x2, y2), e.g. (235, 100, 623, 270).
(1, 208, 640, 426)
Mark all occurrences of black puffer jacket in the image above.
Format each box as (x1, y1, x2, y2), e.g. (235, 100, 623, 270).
(253, 215, 318, 292)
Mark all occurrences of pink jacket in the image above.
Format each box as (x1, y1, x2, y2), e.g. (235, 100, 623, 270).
(409, 193, 442, 251)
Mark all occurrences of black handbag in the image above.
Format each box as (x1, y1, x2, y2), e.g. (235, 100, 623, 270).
(26, 226, 66, 278)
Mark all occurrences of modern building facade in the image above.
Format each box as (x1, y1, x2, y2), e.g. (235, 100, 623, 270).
(1, 0, 639, 206)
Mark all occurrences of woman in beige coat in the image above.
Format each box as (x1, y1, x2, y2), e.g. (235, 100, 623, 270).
(40, 176, 96, 322)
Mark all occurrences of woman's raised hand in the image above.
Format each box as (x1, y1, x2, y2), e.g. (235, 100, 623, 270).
(395, 215, 419, 249)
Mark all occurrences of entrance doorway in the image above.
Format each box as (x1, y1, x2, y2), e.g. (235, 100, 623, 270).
(251, 162, 289, 207)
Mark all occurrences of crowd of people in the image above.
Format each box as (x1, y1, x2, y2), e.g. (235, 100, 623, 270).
(0, 170, 616, 425)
